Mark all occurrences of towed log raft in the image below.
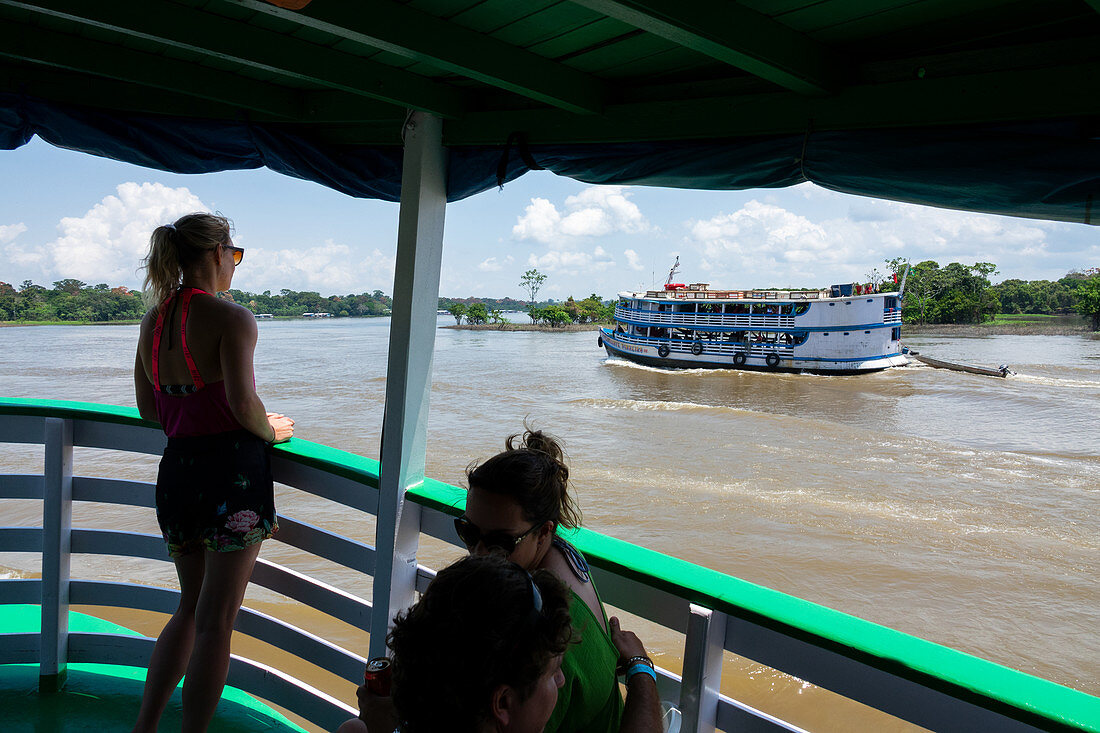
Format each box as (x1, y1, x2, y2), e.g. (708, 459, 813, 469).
(907, 351, 1013, 377)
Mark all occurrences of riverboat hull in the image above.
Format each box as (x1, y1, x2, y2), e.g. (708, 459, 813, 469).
(600, 328, 908, 374)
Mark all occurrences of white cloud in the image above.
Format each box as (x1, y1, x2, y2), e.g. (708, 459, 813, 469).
(0, 223, 26, 244)
(513, 186, 649, 243)
(511, 197, 561, 243)
(528, 245, 615, 275)
(477, 255, 514, 272)
(239, 241, 395, 294)
(685, 197, 1055, 287)
(3, 182, 205, 285)
(624, 249, 644, 271)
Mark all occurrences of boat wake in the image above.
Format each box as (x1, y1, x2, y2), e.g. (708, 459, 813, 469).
(569, 396, 759, 416)
(1010, 373, 1100, 390)
(603, 357, 733, 376)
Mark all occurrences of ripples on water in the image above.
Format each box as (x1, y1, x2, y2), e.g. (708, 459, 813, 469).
(1, 320, 1097, 714)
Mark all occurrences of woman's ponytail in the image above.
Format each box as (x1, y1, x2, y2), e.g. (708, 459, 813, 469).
(141, 225, 181, 309)
(140, 213, 232, 309)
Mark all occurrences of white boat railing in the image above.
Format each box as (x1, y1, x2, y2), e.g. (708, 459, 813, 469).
(1, 400, 1097, 733)
(607, 332, 796, 359)
(615, 305, 795, 330)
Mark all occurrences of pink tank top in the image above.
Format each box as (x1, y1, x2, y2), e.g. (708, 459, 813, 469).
(152, 287, 245, 438)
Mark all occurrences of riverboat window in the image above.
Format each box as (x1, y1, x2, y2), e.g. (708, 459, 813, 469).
(885, 297, 898, 309)
(843, 332, 850, 335)
(828, 302, 835, 307)
(792, 332, 809, 345)
(779, 304, 793, 315)
(892, 327, 901, 340)
(823, 332, 829, 336)
(867, 299, 874, 303)
(865, 330, 871, 334)
(793, 304, 809, 316)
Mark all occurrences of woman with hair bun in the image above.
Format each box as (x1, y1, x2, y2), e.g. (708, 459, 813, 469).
(131, 212, 294, 733)
(456, 427, 638, 733)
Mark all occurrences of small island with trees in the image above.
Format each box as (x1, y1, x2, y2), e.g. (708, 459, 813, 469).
(2, 262, 1098, 334)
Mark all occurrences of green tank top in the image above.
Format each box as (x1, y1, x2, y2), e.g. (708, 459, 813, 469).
(543, 588, 625, 733)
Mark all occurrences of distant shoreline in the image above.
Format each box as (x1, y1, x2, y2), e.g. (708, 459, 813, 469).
(4, 319, 1093, 336)
(0, 320, 142, 327)
(447, 321, 1095, 336)
(904, 321, 1091, 337)
(444, 323, 604, 332)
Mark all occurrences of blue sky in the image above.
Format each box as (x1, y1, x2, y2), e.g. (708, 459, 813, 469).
(2, 137, 1097, 301)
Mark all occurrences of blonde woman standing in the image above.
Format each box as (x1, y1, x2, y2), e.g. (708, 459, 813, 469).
(132, 212, 293, 732)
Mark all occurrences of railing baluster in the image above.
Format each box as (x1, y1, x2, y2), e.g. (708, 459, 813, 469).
(40, 417, 73, 692)
(680, 604, 726, 733)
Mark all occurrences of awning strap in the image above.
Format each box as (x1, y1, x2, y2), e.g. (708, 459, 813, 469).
(496, 132, 544, 189)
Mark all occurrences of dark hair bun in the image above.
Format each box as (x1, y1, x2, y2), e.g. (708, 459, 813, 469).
(468, 425, 581, 530)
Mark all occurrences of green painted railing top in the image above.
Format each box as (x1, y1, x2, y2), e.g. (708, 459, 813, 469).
(1, 397, 1097, 732)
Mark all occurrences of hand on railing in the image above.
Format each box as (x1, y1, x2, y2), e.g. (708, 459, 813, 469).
(611, 617, 664, 733)
(266, 412, 295, 444)
(610, 616, 648, 661)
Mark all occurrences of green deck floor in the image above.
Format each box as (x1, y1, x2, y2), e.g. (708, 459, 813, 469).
(0, 605, 308, 732)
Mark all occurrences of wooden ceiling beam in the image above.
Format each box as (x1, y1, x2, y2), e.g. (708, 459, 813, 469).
(0, 18, 302, 118)
(222, 0, 607, 114)
(568, 0, 841, 95)
(0, 0, 465, 118)
(445, 61, 1100, 144)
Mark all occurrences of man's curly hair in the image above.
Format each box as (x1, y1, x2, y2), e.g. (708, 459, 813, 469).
(388, 554, 573, 732)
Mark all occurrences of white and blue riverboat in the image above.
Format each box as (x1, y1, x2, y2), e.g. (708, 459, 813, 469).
(601, 279, 907, 374)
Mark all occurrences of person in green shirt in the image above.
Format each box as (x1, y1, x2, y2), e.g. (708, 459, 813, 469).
(457, 427, 628, 733)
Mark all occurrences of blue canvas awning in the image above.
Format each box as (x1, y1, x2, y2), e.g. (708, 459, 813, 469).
(4, 93, 1096, 224)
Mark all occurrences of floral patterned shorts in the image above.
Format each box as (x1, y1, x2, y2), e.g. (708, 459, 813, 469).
(156, 429, 278, 558)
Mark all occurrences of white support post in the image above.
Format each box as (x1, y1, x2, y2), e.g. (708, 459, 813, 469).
(369, 111, 447, 659)
(679, 604, 726, 733)
(41, 417, 73, 691)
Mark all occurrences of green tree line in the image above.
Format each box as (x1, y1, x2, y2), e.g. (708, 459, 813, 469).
(227, 288, 392, 317)
(0, 279, 145, 322)
(0, 280, 395, 322)
(882, 260, 1100, 328)
(446, 294, 614, 327)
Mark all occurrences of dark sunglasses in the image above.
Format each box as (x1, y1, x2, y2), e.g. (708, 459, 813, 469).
(454, 516, 541, 554)
(221, 243, 245, 266)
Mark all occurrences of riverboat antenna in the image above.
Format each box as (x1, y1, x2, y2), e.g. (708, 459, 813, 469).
(665, 256, 680, 286)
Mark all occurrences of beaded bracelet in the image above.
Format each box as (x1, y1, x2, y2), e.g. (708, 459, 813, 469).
(626, 663, 657, 683)
(624, 655, 653, 669)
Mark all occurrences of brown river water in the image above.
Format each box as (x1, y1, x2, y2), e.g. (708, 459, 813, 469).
(1, 318, 1097, 731)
